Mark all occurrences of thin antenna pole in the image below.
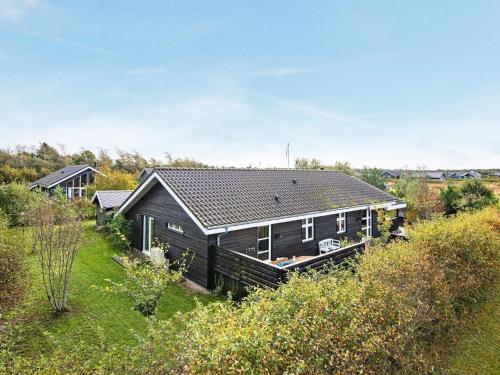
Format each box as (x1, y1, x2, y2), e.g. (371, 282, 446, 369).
(286, 143, 290, 168)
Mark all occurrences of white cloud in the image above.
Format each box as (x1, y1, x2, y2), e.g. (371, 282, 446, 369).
(0, 76, 498, 169)
(0, 0, 39, 22)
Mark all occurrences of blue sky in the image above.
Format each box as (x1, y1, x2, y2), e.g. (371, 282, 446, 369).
(0, 1, 499, 168)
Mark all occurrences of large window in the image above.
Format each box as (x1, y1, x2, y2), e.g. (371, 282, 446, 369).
(257, 225, 271, 261)
(361, 209, 372, 238)
(301, 217, 314, 242)
(336, 212, 346, 234)
(142, 215, 155, 253)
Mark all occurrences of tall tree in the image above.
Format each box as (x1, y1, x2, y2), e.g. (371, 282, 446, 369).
(359, 167, 386, 190)
(72, 149, 97, 165)
(29, 189, 84, 313)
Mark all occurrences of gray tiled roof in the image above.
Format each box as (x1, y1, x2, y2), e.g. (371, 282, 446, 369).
(380, 169, 402, 177)
(93, 190, 133, 210)
(29, 165, 91, 188)
(137, 167, 154, 181)
(155, 168, 400, 229)
(426, 171, 444, 179)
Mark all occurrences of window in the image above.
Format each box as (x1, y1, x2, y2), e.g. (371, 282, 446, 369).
(167, 222, 184, 233)
(257, 225, 271, 261)
(301, 217, 314, 242)
(143, 215, 155, 253)
(362, 209, 372, 238)
(336, 212, 346, 234)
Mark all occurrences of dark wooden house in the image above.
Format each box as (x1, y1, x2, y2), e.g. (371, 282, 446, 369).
(116, 168, 406, 290)
(29, 165, 102, 198)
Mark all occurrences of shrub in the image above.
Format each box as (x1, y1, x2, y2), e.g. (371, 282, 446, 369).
(0, 213, 27, 312)
(440, 183, 462, 215)
(393, 176, 443, 222)
(0, 182, 35, 227)
(105, 213, 133, 251)
(440, 180, 497, 215)
(29, 192, 84, 312)
(460, 180, 498, 211)
(97, 244, 190, 317)
(359, 167, 386, 190)
(73, 197, 96, 220)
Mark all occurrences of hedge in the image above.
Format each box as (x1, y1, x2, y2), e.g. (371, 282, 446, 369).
(2, 208, 499, 374)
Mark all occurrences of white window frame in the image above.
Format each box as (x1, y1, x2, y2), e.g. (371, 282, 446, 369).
(336, 212, 346, 234)
(167, 222, 184, 234)
(362, 208, 372, 238)
(143, 215, 154, 254)
(301, 217, 314, 242)
(256, 225, 271, 261)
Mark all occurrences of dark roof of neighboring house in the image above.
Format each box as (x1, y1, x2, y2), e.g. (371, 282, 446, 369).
(142, 168, 402, 229)
(138, 167, 154, 181)
(92, 190, 133, 210)
(462, 171, 481, 178)
(447, 170, 482, 178)
(380, 169, 402, 177)
(426, 171, 444, 179)
(29, 165, 94, 189)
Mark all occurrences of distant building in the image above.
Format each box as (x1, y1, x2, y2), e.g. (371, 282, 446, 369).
(91, 190, 133, 225)
(381, 169, 444, 180)
(380, 170, 402, 179)
(446, 171, 481, 179)
(425, 171, 445, 181)
(29, 165, 103, 198)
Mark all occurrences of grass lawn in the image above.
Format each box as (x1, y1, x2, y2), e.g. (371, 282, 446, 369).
(441, 281, 500, 374)
(5, 221, 219, 357)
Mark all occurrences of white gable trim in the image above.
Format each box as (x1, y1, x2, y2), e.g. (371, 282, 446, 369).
(90, 192, 99, 205)
(115, 172, 210, 235)
(43, 166, 104, 189)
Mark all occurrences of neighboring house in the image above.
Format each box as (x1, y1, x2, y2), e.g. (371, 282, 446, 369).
(29, 165, 102, 198)
(447, 172, 462, 179)
(425, 171, 445, 181)
(494, 171, 500, 178)
(137, 167, 154, 182)
(380, 170, 402, 179)
(447, 171, 481, 179)
(381, 169, 444, 180)
(116, 168, 406, 290)
(91, 190, 133, 225)
(461, 171, 481, 179)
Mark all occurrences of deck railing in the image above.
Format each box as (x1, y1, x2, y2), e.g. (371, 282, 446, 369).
(210, 241, 365, 290)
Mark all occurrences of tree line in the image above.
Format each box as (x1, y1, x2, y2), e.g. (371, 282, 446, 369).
(0, 142, 208, 184)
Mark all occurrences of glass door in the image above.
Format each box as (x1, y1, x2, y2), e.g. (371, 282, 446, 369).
(142, 216, 154, 254)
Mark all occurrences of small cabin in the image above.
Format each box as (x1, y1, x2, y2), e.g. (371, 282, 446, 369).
(29, 165, 102, 198)
(91, 190, 133, 225)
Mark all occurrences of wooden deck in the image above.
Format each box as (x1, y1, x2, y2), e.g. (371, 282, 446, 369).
(209, 242, 365, 290)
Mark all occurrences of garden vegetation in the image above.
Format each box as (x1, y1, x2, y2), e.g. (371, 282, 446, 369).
(1, 208, 498, 374)
(0, 213, 27, 312)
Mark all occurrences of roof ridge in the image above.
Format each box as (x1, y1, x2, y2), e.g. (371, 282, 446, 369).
(155, 167, 344, 172)
(97, 190, 134, 193)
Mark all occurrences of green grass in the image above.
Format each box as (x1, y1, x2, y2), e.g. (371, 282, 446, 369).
(6, 222, 219, 356)
(442, 281, 500, 374)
